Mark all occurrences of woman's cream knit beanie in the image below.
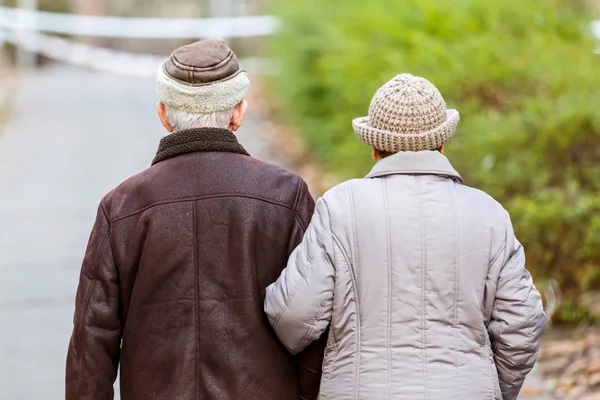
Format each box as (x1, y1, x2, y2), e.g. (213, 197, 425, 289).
(352, 74, 459, 152)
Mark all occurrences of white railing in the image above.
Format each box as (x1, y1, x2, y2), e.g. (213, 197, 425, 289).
(0, 28, 275, 77)
(0, 6, 279, 39)
(0, 5, 278, 75)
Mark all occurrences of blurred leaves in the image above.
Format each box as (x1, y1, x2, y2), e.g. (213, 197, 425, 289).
(268, 0, 600, 323)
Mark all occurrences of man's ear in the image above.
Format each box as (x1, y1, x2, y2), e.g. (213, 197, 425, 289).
(229, 100, 248, 132)
(157, 102, 174, 133)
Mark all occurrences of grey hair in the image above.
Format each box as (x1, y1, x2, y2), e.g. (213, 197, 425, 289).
(165, 106, 236, 131)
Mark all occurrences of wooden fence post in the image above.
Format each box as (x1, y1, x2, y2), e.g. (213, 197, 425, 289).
(17, 0, 38, 69)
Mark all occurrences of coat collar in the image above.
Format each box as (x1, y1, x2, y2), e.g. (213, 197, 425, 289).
(152, 128, 250, 165)
(366, 151, 463, 183)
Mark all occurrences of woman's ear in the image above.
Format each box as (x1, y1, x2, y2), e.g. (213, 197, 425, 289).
(157, 102, 174, 133)
(372, 148, 381, 161)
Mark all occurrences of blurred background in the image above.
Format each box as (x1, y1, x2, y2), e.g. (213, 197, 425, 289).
(0, 0, 598, 399)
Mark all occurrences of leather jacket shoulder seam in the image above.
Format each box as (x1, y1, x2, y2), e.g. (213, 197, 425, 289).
(292, 177, 310, 231)
(293, 176, 302, 212)
(99, 201, 111, 227)
(109, 193, 297, 224)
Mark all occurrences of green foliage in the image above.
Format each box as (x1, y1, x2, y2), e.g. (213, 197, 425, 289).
(268, 0, 600, 322)
(4, 0, 71, 12)
(40, 0, 71, 13)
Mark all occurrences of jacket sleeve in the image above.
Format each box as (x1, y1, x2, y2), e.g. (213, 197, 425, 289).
(282, 180, 328, 400)
(265, 197, 335, 355)
(295, 332, 329, 400)
(66, 202, 121, 400)
(487, 211, 547, 400)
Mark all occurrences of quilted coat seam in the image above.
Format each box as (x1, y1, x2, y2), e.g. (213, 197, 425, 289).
(489, 239, 506, 269)
(348, 184, 361, 400)
(330, 233, 350, 374)
(382, 179, 393, 399)
(293, 296, 330, 353)
(494, 244, 532, 392)
(416, 177, 429, 400)
(450, 181, 461, 399)
(272, 200, 331, 329)
(271, 263, 306, 329)
(503, 244, 534, 389)
(484, 341, 496, 399)
(332, 233, 351, 279)
(522, 246, 537, 384)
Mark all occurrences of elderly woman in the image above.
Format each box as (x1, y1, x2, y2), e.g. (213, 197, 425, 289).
(265, 74, 546, 400)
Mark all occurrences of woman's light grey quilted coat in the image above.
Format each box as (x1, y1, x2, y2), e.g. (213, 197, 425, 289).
(265, 151, 547, 400)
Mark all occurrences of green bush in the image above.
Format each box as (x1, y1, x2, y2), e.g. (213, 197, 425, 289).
(268, 0, 600, 323)
(5, 0, 71, 12)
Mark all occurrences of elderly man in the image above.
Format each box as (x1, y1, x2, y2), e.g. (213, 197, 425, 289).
(66, 38, 325, 400)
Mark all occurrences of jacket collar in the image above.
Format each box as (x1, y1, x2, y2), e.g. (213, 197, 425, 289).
(366, 151, 463, 183)
(152, 128, 250, 165)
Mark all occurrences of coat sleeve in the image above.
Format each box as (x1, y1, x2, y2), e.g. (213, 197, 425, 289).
(295, 332, 329, 400)
(487, 211, 547, 400)
(285, 180, 328, 400)
(265, 197, 335, 355)
(66, 202, 121, 400)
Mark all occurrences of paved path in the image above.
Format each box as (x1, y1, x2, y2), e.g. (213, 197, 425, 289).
(0, 65, 553, 399)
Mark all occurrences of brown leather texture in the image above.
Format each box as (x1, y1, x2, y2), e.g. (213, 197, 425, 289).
(66, 129, 326, 400)
(163, 38, 244, 86)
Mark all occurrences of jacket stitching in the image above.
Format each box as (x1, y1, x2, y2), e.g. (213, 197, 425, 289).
(73, 231, 110, 394)
(294, 296, 330, 353)
(271, 258, 311, 329)
(305, 199, 330, 265)
(292, 178, 303, 222)
(293, 213, 309, 234)
(416, 176, 429, 400)
(347, 185, 361, 400)
(450, 181, 461, 399)
(298, 200, 335, 348)
(272, 199, 332, 328)
(382, 179, 393, 399)
(489, 237, 506, 268)
(329, 231, 350, 378)
(110, 193, 300, 224)
(483, 338, 496, 399)
(331, 234, 349, 268)
(485, 208, 493, 272)
(367, 169, 462, 182)
(292, 179, 312, 231)
(524, 273, 535, 387)
(193, 202, 200, 400)
(494, 238, 532, 393)
(502, 243, 533, 389)
(171, 51, 235, 73)
(329, 235, 350, 358)
(328, 235, 354, 396)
